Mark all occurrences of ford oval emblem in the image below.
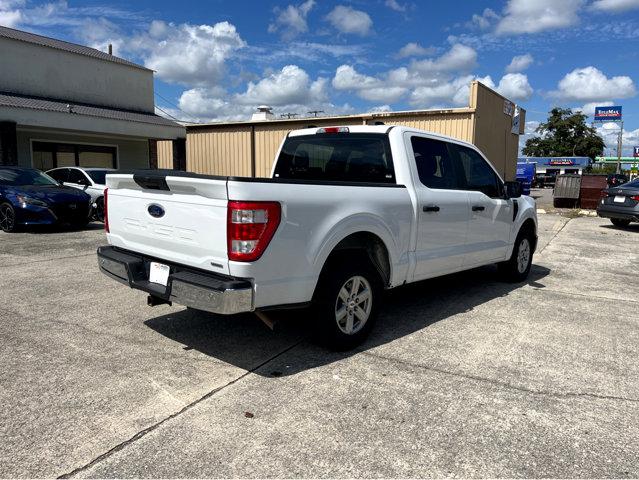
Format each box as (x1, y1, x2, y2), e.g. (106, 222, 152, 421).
(147, 204, 165, 218)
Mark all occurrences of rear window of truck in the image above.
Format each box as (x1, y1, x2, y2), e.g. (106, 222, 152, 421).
(273, 133, 395, 184)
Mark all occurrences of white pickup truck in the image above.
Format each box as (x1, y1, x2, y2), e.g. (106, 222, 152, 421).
(98, 125, 537, 349)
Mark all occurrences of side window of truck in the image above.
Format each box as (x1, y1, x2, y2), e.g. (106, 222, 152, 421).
(410, 136, 462, 190)
(452, 145, 502, 198)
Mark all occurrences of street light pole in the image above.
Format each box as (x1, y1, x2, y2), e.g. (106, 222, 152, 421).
(616, 120, 623, 174)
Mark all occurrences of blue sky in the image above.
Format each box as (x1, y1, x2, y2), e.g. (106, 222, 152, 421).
(2, 0, 639, 154)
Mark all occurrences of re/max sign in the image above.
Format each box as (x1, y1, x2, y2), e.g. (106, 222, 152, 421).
(594, 106, 622, 120)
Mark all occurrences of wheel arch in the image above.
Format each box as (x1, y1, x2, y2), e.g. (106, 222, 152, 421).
(315, 230, 393, 294)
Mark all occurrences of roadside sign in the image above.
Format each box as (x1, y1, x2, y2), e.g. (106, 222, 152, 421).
(594, 106, 622, 122)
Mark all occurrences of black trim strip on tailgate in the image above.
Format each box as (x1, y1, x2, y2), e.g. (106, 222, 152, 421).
(125, 169, 407, 189)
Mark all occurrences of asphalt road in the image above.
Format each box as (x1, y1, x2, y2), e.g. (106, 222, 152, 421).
(1, 216, 638, 478)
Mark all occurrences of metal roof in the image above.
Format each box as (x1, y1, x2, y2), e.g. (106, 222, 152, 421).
(0, 92, 181, 128)
(0, 25, 151, 71)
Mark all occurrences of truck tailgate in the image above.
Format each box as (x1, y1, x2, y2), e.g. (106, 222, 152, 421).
(105, 173, 230, 275)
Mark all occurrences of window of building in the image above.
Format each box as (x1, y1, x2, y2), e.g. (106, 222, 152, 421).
(32, 142, 116, 170)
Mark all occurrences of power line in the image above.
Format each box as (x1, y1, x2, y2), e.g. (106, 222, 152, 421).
(154, 91, 200, 123)
(155, 105, 182, 122)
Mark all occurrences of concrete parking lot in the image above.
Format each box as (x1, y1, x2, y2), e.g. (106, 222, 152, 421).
(1, 215, 638, 478)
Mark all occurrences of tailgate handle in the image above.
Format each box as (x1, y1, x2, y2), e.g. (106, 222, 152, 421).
(423, 205, 440, 212)
(472, 205, 485, 211)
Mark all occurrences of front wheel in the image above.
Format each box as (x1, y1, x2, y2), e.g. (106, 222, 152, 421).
(498, 230, 534, 282)
(611, 218, 631, 228)
(0, 202, 18, 233)
(313, 259, 382, 351)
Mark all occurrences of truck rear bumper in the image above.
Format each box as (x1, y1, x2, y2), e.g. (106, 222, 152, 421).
(97, 246, 253, 315)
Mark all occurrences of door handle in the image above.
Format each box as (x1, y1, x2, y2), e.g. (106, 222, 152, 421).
(423, 205, 440, 212)
(472, 205, 485, 211)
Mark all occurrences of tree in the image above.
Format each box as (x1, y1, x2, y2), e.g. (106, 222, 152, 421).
(522, 107, 605, 160)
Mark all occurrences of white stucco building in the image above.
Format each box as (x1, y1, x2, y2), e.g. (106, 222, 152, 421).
(0, 26, 185, 170)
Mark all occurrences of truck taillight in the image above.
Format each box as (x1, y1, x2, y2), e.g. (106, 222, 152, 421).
(104, 188, 109, 233)
(632, 195, 639, 202)
(317, 126, 349, 134)
(600, 190, 609, 198)
(227, 201, 281, 262)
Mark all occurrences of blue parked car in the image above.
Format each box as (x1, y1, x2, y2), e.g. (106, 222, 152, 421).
(0, 166, 92, 232)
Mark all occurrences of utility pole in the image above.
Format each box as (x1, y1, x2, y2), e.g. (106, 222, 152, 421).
(280, 113, 298, 119)
(616, 121, 623, 174)
(307, 110, 324, 117)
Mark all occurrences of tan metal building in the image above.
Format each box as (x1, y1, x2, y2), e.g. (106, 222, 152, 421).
(158, 81, 525, 181)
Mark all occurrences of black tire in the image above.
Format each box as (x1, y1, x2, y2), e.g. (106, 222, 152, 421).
(0, 202, 18, 233)
(313, 256, 383, 351)
(498, 228, 534, 282)
(611, 218, 631, 228)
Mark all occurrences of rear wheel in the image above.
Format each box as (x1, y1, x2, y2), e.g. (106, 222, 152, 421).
(499, 228, 534, 282)
(313, 258, 382, 350)
(0, 202, 17, 233)
(611, 218, 631, 228)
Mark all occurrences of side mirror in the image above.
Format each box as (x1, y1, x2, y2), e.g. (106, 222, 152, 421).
(504, 181, 522, 199)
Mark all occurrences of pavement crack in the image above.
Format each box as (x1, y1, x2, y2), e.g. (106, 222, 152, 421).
(363, 351, 639, 405)
(539, 217, 571, 254)
(56, 339, 303, 479)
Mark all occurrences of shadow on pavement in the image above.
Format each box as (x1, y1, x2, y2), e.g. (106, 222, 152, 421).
(599, 223, 639, 232)
(144, 264, 550, 377)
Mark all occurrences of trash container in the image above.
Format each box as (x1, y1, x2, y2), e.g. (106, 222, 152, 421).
(553, 174, 582, 208)
(579, 174, 608, 210)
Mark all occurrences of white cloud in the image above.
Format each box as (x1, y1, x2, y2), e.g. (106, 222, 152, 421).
(134, 21, 246, 87)
(385, 0, 406, 12)
(496, 73, 533, 101)
(496, 0, 584, 35)
(397, 42, 436, 58)
(410, 43, 477, 74)
(325, 5, 372, 36)
(524, 120, 540, 135)
(410, 75, 495, 108)
(591, 0, 639, 12)
(551, 66, 636, 102)
(576, 101, 613, 116)
(0, 8, 21, 26)
(235, 65, 327, 106)
(505, 54, 534, 73)
(332, 65, 408, 103)
(469, 8, 500, 29)
(368, 104, 392, 113)
(268, 0, 315, 40)
(332, 44, 481, 106)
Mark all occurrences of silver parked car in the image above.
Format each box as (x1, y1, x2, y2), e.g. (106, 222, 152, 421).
(597, 178, 639, 228)
(46, 167, 113, 221)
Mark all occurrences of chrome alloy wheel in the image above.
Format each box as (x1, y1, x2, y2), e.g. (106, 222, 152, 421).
(0, 204, 15, 232)
(517, 238, 531, 274)
(335, 275, 372, 335)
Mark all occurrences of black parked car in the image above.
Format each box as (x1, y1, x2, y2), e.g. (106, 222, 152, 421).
(0, 167, 92, 233)
(597, 177, 639, 228)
